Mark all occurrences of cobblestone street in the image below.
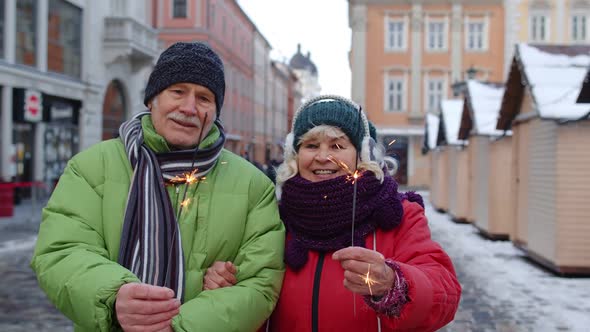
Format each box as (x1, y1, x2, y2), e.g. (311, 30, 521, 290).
(0, 195, 588, 331)
(0, 244, 73, 332)
(0, 200, 72, 332)
(430, 208, 538, 332)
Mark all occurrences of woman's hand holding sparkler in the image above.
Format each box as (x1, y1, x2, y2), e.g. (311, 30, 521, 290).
(332, 247, 396, 297)
(203, 261, 238, 290)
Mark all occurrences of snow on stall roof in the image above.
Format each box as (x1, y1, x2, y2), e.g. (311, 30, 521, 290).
(426, 113, 439, 149)
(519, 43, 590, 119)
(441, 99, 465, 145)
(466, 80, 507, 136)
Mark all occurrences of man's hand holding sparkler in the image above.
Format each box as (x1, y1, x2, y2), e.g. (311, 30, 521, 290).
(332, 247, 395, 297)
(115, 283, 180, 332)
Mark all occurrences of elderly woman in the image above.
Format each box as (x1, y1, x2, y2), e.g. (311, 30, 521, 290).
(204, 95, 461, 332)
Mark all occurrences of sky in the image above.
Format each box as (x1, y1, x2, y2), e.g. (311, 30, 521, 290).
(237, 0, 352, 98)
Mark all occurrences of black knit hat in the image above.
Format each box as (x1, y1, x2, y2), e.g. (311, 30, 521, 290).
(144, 42, 225, 116)
(292, 98, 367, 151)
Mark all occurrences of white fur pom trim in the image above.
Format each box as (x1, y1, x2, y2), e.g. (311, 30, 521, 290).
(360, 136, 371, 163)
(283, 132, 295, 161)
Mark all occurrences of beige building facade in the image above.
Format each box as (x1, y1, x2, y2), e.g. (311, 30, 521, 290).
(504, 0, 590, 75)
(349, 0, 505, 186)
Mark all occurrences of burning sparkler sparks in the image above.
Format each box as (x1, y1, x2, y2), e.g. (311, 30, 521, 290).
(361, 264, 379, 296)
(349, 170, 361, 184)
(169, 169, 199, 185)
(327, 155, 363, 184)
(327, 155, 352, 174)
(387, 139, 397, 146)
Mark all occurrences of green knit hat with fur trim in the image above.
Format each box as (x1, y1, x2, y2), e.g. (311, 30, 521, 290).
(293, 99, 367, 151)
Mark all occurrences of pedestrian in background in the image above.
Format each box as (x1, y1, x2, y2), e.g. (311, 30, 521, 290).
(265, 158, 282, 183)
(204, 95, 461, 331)
(31, 42, 285, 332)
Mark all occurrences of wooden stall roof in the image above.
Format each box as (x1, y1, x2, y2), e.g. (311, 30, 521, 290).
(497, 55, 526, 131)
(497, 44, 590, 130)
(576, 66, 590, 103)
(458, 99, 472, 140)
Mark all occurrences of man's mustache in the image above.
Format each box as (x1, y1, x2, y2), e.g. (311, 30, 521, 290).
(167, 112, 201, 127)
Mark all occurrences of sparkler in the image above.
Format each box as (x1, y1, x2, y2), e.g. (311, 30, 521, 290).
(174, 113, 208, 222)
(324, 103, 382, 315)
(351, 107, 363, 315)
(163, 114, 211, 290)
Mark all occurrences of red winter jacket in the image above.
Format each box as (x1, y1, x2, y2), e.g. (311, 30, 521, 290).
(263, 200, 461, 332)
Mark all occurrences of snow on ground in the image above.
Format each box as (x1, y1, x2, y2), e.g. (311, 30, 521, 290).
(423, 192, 590, 332)
(0, 236, 36, 254)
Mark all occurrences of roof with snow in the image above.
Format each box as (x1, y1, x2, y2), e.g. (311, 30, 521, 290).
(466, 80, 507, 137)
(437, 99, 466, 146)
(497, 44, 590, 130)
(425, 113, 440, 150)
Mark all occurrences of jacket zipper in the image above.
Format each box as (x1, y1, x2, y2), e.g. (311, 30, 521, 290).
(311, 252, 325, 332)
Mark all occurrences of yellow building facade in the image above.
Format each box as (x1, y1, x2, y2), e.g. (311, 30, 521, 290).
(349, 0, 505, 186)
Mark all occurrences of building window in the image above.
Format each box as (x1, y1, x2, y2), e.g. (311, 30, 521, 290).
(16, 0, 37, 66)
(572, 14, 587, 42)
(466, 21, 486, 51)
(48, 0, 82, 78)
(426, 19, 446, 51)
(385, 77, 404, 112)
(173, 0, 187, 18)
(530, 14, 549, 42)
(385, 17, 406, 51)
(426, 79, 444, 112)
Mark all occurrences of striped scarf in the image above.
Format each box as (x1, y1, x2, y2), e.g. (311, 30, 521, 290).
(117, 112, 226, 301)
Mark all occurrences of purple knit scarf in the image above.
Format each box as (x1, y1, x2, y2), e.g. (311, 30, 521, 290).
(280, 173, 404, 270)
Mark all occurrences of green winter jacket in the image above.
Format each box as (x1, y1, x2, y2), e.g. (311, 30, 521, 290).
(31, 117, 286, 331)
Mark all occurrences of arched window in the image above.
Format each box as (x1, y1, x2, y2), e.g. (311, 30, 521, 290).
(102, 80, 127, 140)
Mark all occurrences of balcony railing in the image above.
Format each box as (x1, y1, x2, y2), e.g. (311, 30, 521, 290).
(103, 17, 160, 66)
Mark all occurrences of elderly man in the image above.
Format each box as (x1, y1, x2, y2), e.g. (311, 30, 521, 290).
(31, 42, 285, 332)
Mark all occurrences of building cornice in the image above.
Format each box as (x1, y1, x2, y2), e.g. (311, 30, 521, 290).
(382, 65, 411, 73)
(384, 9, 496, 17)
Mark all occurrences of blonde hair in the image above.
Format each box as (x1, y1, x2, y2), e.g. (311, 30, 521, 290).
(275, 125, 388, 199)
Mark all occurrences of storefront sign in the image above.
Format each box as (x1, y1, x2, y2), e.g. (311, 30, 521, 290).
(24, 89, 43, 122)
(50, 102, 74, 120)
(13, 88, 82, 124)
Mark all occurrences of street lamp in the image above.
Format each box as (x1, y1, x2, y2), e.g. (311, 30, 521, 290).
(452, 66, 479, 96)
